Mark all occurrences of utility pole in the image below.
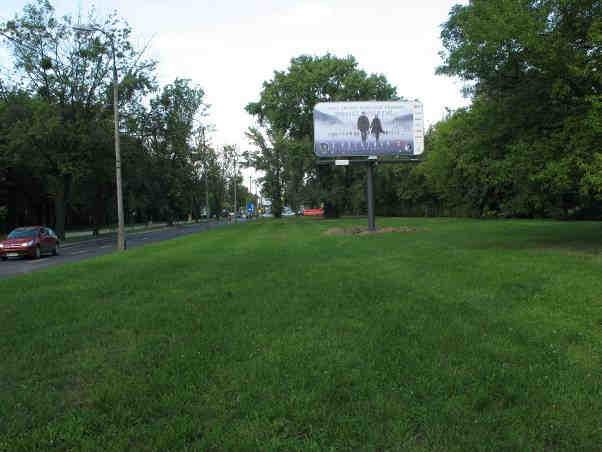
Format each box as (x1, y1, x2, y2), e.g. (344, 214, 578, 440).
(366, 162, 375, 231)
(74, 25, 125, 250)
(248, 174, 252, 217)
(112, 41, 125, 249)
(201, 127, 210, 220)
(233, 149, 237, 224)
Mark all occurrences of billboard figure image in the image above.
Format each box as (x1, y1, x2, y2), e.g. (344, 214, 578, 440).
(357, 112, 370, 144)
(370, 115, 384, 143)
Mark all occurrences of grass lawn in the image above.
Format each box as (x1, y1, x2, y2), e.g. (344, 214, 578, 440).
(1, 218, 601, 450)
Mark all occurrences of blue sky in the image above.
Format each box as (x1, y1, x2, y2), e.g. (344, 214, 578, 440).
(2, 0, 470, 188)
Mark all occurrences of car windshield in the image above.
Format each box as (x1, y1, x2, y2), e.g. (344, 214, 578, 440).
(7, 228, 37, 239)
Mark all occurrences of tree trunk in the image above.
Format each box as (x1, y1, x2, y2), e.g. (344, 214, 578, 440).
(54, 174, 71, 240)
(7, 183, 17, 232)
(92, 185, 105, 236)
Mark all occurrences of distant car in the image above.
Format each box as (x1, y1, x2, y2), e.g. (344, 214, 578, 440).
(0, 226, 59, 261)
(262, 211, 274, 218)
(302, 208, 324, 217)
(282, 206, 296, 217)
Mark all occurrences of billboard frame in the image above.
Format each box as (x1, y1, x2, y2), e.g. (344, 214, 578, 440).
(313, 100, 424, 158)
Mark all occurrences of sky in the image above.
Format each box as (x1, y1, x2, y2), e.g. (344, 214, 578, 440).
(1, 0, 470, 191)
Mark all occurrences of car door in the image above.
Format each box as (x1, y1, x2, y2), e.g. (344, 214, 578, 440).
(48, 228, 58, 244)
(37, 228, 47, 252)
(39, 228, 52, 252)
(46, 228, 58, 250)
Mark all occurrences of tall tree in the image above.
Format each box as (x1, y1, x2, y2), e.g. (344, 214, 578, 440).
(145, 78, 207, 223)
(0, 0, 155, 237)
(246, 54, 399, 215)
(428, 0, 602, 218)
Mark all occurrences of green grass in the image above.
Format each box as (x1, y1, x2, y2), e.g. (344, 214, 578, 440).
(1, 218, 601, 450)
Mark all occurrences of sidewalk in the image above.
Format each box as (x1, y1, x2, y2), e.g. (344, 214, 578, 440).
(64, 220, 206, 242)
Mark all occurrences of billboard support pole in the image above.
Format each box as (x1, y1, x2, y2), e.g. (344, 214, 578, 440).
(366, 162, 376, 231)
(318, 157, 421, 232)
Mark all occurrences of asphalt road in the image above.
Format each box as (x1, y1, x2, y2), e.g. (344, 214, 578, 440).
(0, 220, 237, 280)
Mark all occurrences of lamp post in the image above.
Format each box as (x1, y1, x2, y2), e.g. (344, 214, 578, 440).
(233, 149, 237, 224)
(200, 127, 210, 220)
(74, 25, 125, 251)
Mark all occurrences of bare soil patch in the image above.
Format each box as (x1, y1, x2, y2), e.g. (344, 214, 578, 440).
(324, 226, 425, 236)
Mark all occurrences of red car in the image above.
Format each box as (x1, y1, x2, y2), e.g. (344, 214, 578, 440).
(0, 226, 60, 261)
(302, 208, 324, 217)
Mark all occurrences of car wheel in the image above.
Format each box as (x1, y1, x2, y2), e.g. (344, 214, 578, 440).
(1, 256, 6, 262)
(34, 246, 41, 259)
(52, 243, 59, 256)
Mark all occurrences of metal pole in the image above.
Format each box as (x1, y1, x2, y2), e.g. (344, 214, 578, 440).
(202, 128, 210, 220)
(205, 166, 210, 220)
(248, 174, 251, 217)
(233, 150, 237, 223)
(112, 38, 125, 251)
(366, 162, 375, 231)
(72, 26, 125, 248)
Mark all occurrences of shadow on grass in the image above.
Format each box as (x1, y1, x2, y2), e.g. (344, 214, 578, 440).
(464, 221, 602, 255)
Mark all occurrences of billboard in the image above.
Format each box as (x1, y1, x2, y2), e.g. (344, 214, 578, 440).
(313, 101, 424, 157)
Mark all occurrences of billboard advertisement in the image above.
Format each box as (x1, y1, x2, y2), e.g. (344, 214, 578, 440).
(313, 101, 424, 157)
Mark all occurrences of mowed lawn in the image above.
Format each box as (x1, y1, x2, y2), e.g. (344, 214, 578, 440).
(1, 218, 601, 450)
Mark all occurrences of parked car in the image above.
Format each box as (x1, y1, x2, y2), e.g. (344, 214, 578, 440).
(0, 226, 59, 261)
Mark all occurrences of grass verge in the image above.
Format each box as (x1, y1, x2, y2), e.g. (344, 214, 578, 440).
(1, 218, 601, 450)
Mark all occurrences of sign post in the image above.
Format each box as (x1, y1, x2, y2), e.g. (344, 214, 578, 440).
(313, 101, 424, 231)
(366, 162, 375, 231)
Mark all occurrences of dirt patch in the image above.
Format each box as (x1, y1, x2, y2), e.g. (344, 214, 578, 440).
(324, 226, 425, 236)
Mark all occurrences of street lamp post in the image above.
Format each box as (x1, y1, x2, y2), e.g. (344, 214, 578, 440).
(74, 25, 125, 251)
(233, 150, 237, 224)
(201, 127, 210, 220)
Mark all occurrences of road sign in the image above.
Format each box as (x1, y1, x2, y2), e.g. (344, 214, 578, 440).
(313, 100, 424, 157)
(247, 202, 255, 214)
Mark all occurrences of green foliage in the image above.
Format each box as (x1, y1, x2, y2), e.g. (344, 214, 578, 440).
(246, 54, 399, 214)
(0, 2, 238, 234)
(423, 0, 602, 219)
(246, 54, 397, 140)
(0, 0, 156, 236)
(144, 79, 207, 222)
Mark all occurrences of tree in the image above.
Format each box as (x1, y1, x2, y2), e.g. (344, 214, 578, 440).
(145, 79, 208, 223)
(427, 0, 602, 218)
(0, 0, 155, 237)
(246, 54, 399, 215)
(245, 128, 287, 217)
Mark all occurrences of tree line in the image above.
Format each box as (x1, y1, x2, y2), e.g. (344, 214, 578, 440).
(0, 1, 252, 237)
(2, 0, 600, 232)
(245, 0, 601, 219)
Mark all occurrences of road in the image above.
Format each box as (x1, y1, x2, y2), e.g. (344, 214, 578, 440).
(0, 220, 237, 280)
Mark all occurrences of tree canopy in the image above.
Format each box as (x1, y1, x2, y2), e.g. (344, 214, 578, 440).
(245, 54, 400, 216)
(0, 0, 252, 235)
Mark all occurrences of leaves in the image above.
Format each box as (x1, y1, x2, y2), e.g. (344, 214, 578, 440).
(246, 54, 399, 213)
